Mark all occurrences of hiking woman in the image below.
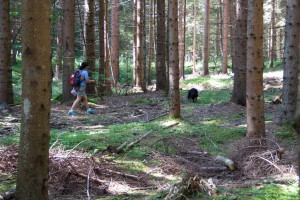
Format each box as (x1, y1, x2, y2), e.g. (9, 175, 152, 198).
(68, 61, 95, 115)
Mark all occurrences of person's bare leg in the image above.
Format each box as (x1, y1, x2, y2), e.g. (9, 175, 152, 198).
(71, 96, 83, 110)
(82, 95, 89, 110)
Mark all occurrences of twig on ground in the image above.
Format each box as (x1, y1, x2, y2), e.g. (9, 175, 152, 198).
(175, 155, 227, 171)
(105, 169, 140, 180)
(214, 155, 236, 171)
(251, 155, 284, 175)
(87, 165, 93, 200)
(49, 131, 67, 150)
(69, 162, 107, 185)
(218, 177, 298, 188)
(163, 122, 179, 129)
(116, 140, 130, 153)
(0, 143, 16, 156)
(147, 112, 168, 122)
(65, 138, 102, 157)
(180, 150, 208, 156)
(204, 131, 222, 151)
(127, 130, 154, 149)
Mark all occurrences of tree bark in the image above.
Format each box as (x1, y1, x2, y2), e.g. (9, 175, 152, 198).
(268, 0, 276, 68)
(61, 0, 75, 102)
(246, 0, 265, 137)
(156, 0, 167, 91)
(280, 0, 300, 124)
(135, 0, 146, 91)
(111, 0, 120, 85)
(16, 1, 52, 199)
(54, 0, 63, 81)
(148, 0, 154, 85)
(202, 0, 210, 76)
(229, 0, 235, 70)
(104, 0, 112, 94)
(0, 0, 13, 107)
(98, 0, 106, 95)
(168, 0, 180, 118)
(178, 0, 185, 79)
(231, 0, 247, 106)
(84, 0, 96, 95)
(192, 0, 198, 74)
(221, 0, 229, 74)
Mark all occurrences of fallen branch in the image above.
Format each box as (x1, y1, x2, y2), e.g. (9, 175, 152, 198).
(175, 156, 228, 171)
(105, 169, 140, 180)
(71, 170, 107, 185)
(65, 138, 102, 157)
(260, 148, 286, 160)
(180, 150, 209, 156)
(0, 143, 16, 156)
(218, 177, 298, 188)
(127, 130, 154, 149)
(147, 112, 168, 122)
(163, 122, 179, 129)
(214, 155, 236, 171)
(251, 155, 284, 175)
(115, 140, 130, 153)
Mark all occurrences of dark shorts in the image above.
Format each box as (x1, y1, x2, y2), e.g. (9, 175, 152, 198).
(76, 85, 86, 96)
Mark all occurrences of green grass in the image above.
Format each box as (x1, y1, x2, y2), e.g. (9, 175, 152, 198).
(0, 174, 16, 195)
(274, 124, 297, 145)
(213, 183, 299, 200)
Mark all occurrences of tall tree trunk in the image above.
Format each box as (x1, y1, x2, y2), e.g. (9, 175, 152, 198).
(221, 0, 229, 74)
(111, 0, 120, 85)
(246, 0, 265, 138)
(178, 0, 185, 79)
(54, 0, 63, 81)
(61, 0, 75, 102)
(0, 0, 13, 108)
(16, 1, 52, 199)
(192, 0, 197, 74)
(135, 0, 145, 91)
(84, 0, 96, 95)
(277, 28, 283, 59)
(202, 0, 210, 76)
(280, 0, 300, 123)
(269, 0, 276, 68)
(98, 0, 106, 95)
(215, 8, 221, 57)
(148, 0, 154, 85)
(229, 0, 235, 70)
(105, 0, 112, 94)
(168, 0, 180, 118)
(295, 13, 300, 191)
(231, 0, 247, 106)
(133, 0, 137, 85)
(143, 1, 147, 87)
(156, 0, 167, 90)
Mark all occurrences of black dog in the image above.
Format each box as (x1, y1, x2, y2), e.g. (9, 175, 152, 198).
(187, 88, 198, 102)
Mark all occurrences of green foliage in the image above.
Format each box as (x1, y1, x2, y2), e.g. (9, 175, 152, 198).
(214, 183, 299, 200)
(0, 134, 19, 146)
(12, 57, 22, 105)
(264, 87, 282, 103)
(0, 174, 16, 195)
(274, 124, 297, 144)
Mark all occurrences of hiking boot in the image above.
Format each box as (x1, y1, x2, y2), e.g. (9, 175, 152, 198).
(86, 108, 95, 115)
(68, 110, 77, 116)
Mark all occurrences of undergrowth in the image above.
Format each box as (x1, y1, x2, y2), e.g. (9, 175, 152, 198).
(1, 63, 299, 199)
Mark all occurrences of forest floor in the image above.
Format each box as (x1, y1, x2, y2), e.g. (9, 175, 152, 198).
(0, 71, 299, 199)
